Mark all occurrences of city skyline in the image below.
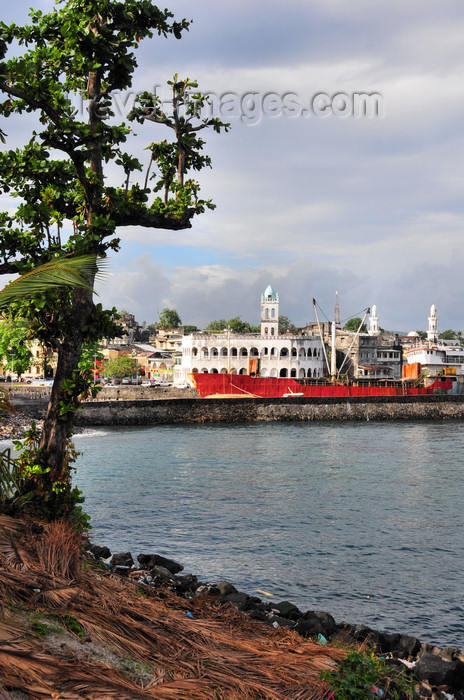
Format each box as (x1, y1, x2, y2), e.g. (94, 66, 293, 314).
(2, 0, 463, 331)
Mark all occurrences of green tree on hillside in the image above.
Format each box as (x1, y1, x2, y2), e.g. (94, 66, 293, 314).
(439, 329, 463, 341)
(0, 0, 228, 518)
(343, 318, 367, 333)
(104, 355, 138, 379)
(0, 319, 33, 378)
(205, 316, 259, 333)
(158, 308, 182, 330)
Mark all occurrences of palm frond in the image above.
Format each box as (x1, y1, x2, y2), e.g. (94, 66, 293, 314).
(0, 255, 108, 308)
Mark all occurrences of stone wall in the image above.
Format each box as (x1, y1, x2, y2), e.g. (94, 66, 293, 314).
(70, 395, 464, 427)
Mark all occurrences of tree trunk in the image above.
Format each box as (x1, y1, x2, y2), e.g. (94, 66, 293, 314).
(39, 287, 93, 486)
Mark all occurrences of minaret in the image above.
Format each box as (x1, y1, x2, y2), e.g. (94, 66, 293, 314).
(368, 304, 380, 335)
(427, 304, 438, 343)
(261, 285, 279, 338)
(334, 291, 341, 329)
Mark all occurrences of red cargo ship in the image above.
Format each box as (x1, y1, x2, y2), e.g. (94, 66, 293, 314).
(189, 372, 452, 399)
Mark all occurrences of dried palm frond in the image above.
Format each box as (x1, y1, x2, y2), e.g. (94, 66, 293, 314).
(35, 520, 83, 580)
(0, 531, 31, 570)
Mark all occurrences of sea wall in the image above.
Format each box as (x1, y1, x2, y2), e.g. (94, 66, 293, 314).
(68, 395, 464, 426)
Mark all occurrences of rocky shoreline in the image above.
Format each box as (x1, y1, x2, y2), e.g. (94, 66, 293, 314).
(87, 543, 464, 699)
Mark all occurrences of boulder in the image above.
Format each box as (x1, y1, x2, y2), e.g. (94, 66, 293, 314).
(222, 592, 251, 611)
(88, 544, 111, 560)
(151, 565, 175, 582)
(271, 601, 302, 621)
(137, 553, 183, 574)
(216, 581, 238, 596)
(395, 634, 421, 659)
(111, 552, 134, 568)
(415, 652, 464, 687)
(172, 574, 199, 595)
(301, 610, 337, 636)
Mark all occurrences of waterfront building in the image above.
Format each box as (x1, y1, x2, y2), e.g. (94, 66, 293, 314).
(177, 286, 325, 384)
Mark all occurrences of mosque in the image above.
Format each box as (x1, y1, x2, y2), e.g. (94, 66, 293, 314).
(179, 285, 325, 381)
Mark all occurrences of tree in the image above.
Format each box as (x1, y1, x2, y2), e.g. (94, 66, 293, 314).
(182, 325, 198, 334)
(414, 330, 427, 340)
(0, 319, 33, 378)
(158, 308, 181, 330)
(278, 315, 296, 333)
(104, 355, 138, 379)
(205, 319, 228, 333)
(439, 329, 462, 341)
(343, 318, 367, 333)
(205, 316, 259, 333)
(0, 1, 228, 516)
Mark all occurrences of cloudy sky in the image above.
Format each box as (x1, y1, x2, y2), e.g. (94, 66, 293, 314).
(2, 0, 464, 332)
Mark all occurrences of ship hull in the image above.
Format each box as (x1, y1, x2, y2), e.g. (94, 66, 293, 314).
(189, 373, 452, 399)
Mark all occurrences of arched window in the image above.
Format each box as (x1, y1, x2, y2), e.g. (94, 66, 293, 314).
(211, 347, 219, 357)
(240, 347, 248, 357)
(231, 347, 238, 357)
(192, 367, 199, 373)
(299, 348, 306, 358)
(239, 367, 247, 374)
(250, 347, 259, 357)
(220, 367, 228, 373)
(298, 368, 305, 378)
(201, 347, 209, 358)
(307, 348, 312, 357)
(290, 368, 297, 377)
(201, 368, 208, 373)
(271, 308, 275, 318)
(271, 327, 275, 336)
(279, 368, 288, 377)
(192, 348, 198, 357)
(291, 347, 297, 357)
(211, 368, 218, 373)
(307, 368, 312, 378)
(265, 308, 269, 319)
(270, 347, 277, 357)
(280, 347, 289, 358)
(221, 347, 228, 356)
(264, 327, 269, 336)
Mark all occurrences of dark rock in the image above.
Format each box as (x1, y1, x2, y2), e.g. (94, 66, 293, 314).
(222, 592, 250, 610)
(111, 552, 134, 568)
(396, 634, 421, 659)
(248, 609, 269, 623)
(172, 574, 199, 595)
(301, 610, 337, 636)
(383, 632, 401, 653)
(271, 601, 302, 621)
(294, 617, 327, 639)
(267, 614, 294, 629)
(88, 544, 111, 560)
(415, 652, 463, 687)
(151, 565, 175, 582)
(194, 584, 220, 598)
(216, 581, 238, 596)
(137, 553, 184, 574)
(441, 647, 461, 661)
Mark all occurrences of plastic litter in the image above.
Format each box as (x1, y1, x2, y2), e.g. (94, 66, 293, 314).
(371, 686, 385, 697)
(256, 589, 273, 597)
(186, 612, 194, 619)
(317, 633, 327, 645)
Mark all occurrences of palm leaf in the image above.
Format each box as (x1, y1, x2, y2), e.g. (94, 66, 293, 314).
(0, 255, 108, 308)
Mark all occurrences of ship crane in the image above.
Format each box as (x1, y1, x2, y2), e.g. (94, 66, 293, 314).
(312, 299, 370, 381)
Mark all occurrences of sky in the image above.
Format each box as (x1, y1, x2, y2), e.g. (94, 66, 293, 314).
(2, 0, 464, 333)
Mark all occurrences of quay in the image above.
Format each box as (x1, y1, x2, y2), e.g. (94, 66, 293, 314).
(8, 387, 464, 426)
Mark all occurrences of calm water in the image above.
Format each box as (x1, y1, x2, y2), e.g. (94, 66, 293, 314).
(70, 421, 464, 648)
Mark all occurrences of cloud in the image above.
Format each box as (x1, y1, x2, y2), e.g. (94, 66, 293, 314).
(3, 0, 464, 333)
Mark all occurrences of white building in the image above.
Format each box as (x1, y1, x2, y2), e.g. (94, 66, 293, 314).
(177, 286, 325, 383)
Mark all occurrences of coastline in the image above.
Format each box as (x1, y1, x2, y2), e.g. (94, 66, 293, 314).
(3, 405, 464, 696)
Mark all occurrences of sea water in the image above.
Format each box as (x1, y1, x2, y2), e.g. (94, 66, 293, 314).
(63, 421, 463, 648)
